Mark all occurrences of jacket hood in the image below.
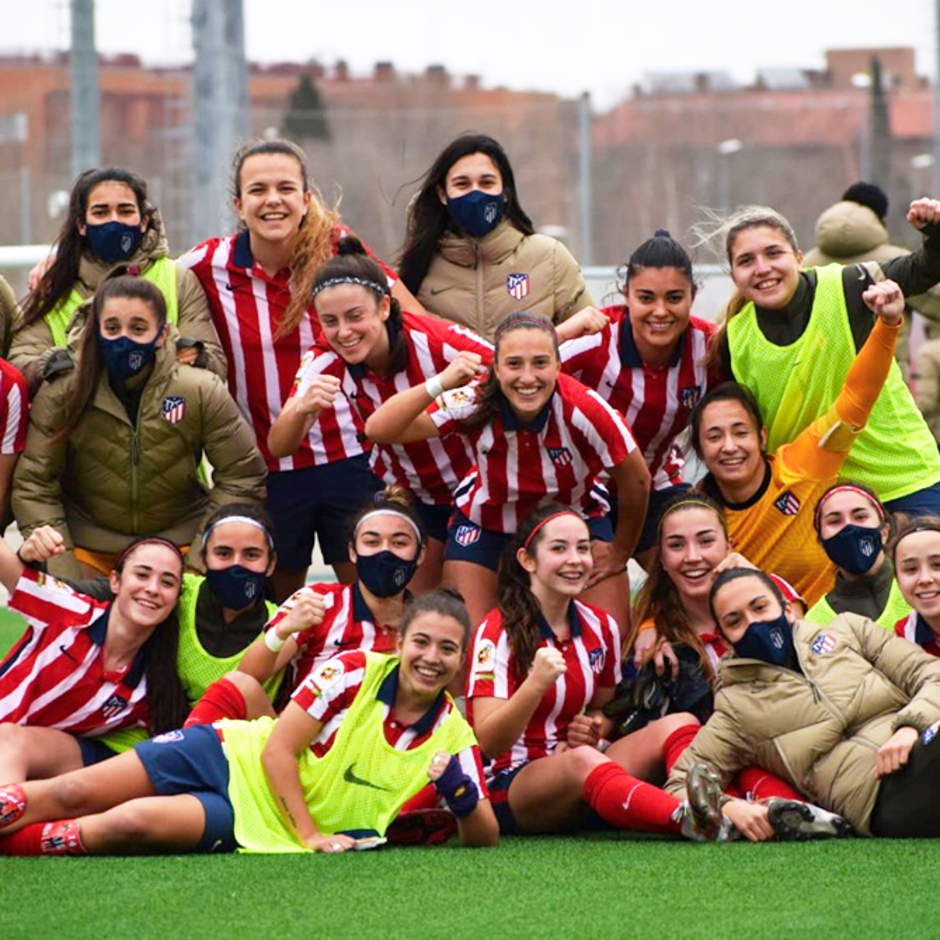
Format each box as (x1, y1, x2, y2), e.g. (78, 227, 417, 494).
(813, 201, 889, 258)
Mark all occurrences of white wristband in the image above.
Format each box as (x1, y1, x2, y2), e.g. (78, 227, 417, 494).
(424, 375, 444, 400)
(264, 628, 286, 653)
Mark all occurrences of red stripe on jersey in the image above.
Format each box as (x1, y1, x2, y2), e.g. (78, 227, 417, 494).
(0, 569, 150, 735)
(466, 601, 622, 776)
(268, 583, 400, 687)
(895, 612, 940, 657)
(290, 650, 487, 794)
(433, 372, 636, 532)
(179, 230, 367, 471)
(0, 360, 27, 455)
(561, 309, 717, 489)
(291, 311, 493, 505)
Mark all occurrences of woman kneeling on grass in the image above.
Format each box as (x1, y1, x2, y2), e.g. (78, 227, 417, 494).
(667, 567, 940, 837)
(0, 591, 498, 855)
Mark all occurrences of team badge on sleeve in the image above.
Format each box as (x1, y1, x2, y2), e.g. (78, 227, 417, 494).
(812, 634, 836, 655)
(153, 730, 185, 744)
(455, 523, 481, 547)
(162, 396, 186, 424)
(507, 273, 530, 301)
(774, 491, 801, 516)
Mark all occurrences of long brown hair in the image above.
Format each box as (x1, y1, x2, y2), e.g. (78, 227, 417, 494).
(52, 276, 167, 444)
(631, 494, 730, 681)
(496, 504, 586, 678)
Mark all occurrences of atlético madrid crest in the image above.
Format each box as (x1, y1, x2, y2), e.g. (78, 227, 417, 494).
(162, 396, 186, 424)
(455, 524, 481, 547)
(507, 273, 530, 301)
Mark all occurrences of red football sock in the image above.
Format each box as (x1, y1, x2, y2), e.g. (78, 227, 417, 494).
(735, 767, 800, 801)
(399, 784, 439, 814)
(184, 678, 248, 728)
(583, 761, 681, 834)
(0, 822, 45, 855)
(662, 724, 699, 774)
(0, 820, 86, 856)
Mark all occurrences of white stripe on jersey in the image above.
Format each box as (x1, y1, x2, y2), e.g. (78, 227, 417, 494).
(901, 612, 918, 643)
(1, 380, 23, 455)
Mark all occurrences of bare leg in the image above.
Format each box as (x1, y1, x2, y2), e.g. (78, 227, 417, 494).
(272, 568, 307, 603)
(507, 747, 610, 833)
(442, 560, 498, 628)
(224, 670, 277, 720)
(3, 750, 155, 835)
(0, 725, 84, 783)
(607, 713, 700, 785)
(407, 538, 445, 596)
(582, 542, 631, 635)
(330, 561, 357, 586)
(80, 794, 208, 854)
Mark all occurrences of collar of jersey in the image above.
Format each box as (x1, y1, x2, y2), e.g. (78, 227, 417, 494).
(89, 607, 148, 688)
(914, 613, 939, 649)
(620, 312, 686, 369)
(704, 458, 773, 511)
(537, 602, 583, 641)
(498, 386, 553, 433)
(377, 663, 447, 735)
(352, 581, 412, 626)
(231, 230, 290, 282)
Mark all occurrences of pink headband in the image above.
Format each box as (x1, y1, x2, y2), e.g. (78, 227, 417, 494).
(523, 511, 583, 550)
(814, 485, 885, 532)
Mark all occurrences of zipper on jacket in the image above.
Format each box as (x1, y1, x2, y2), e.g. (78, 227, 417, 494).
(474, 241, 485, 337)
(130, 429, 140, 533)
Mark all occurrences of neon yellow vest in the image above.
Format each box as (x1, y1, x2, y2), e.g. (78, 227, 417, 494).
(219, 652, 477, 853)
(45, 257, 179, 347)
(176, 572, 282, 707)
(727, 264, 940, 502)
(804, 576, 911, 629)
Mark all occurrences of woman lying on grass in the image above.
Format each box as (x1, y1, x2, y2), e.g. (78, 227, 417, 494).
(0, 591, 498, 855)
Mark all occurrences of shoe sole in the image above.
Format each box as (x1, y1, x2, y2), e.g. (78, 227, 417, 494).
(767, 800, 853, 841)
(687, 763, 723, 841)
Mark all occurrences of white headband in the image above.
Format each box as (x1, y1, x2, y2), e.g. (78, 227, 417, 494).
(202, 516, 274, 550)
(354, 510, 422, 543)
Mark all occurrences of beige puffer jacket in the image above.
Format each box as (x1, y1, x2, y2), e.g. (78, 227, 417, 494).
(665, 614, 940, 835)
(9, 204, 226, 393)
(417, 221, 593, 342)
(12, 341, 265, 580)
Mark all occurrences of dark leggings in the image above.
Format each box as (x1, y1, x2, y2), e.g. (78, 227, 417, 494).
(870, 728, 940, 837)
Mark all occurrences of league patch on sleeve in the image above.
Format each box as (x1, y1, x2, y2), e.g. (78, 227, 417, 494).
(472, 639, 496, 677)
(311, 658, 346, 694)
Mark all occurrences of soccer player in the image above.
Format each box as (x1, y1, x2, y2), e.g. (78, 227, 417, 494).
(892, 517, 940, 657)
(667, 566, 940, 838)
(560, 230, 719, 566)
(0, 530, 189, 783)
(365, 311, 651, 626)
(690, 279, 904, 609)
(269, 244, 493, 592)
(465, 505, 721, 839)
(0, 356, 27, 527)
(0, 592, 499, 855)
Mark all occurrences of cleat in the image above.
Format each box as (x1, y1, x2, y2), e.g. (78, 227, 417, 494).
(385, 809, 457, 847)
(677, 761, 723, 842)
(766, 799, 854, 841)
(0, 783, 26, 828)
(40, 820, 85, 856)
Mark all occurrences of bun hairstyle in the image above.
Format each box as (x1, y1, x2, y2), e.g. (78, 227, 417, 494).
(309, 239, 409, 376)
(400, 587, 472, 651)
(349, 484, 425, 546)
(496, 503, 587, 677)
(620, 229, 697, 298)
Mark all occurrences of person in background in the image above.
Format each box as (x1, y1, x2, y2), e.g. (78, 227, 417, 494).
(890, 517, 940, 657)
(398, 134, 594, 342)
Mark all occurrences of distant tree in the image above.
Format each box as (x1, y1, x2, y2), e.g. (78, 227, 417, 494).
(282, 74, 330, 142)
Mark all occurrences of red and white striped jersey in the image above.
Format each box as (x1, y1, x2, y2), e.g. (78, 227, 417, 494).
(266, 582, 401, 686)
(466, 600, 622, 777)
(0, 568, 150, 735)
(180, 227, 393, 472)
(0, 359, 27, 455)
(291, 649, 488, 795)
(894, 612, 940, 658)
(561, 309, 717, 489)
(291, 311, 493, 505)
(431, 372, 637, 532)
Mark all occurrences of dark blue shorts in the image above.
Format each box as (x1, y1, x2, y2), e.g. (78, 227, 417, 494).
(487, 762, 529, 835)
(414, 500, 452, 544)
(884, 482, 940, 520)
(77, 736, 120, 766)
(134, 725, 237, 853)
(444, 510, 613, 572)
(266, 456, 382, 568)
(634, 483, 692, 554)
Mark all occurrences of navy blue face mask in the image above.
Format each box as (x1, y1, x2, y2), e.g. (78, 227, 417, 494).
(732, 612, 794, 667)
(446, 190, 505, 238)
(98, 334, 158, 383)
(821, 524, 883, 575)
(85, 220, 144, 264)
(357, 549, 419, 598)
(205, 565, 267, 611)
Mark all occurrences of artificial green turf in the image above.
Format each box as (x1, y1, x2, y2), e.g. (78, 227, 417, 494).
(0, 604, 25, 659)
(3, 837, 939, 940)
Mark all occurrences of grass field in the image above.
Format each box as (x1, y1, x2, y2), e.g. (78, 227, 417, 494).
(0, 605, 26, 660)
(4, 837, 940, 939)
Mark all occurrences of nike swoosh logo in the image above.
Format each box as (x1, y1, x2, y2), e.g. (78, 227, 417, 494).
(429, 287, 453, 296)
(343, 763, 390, 791)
